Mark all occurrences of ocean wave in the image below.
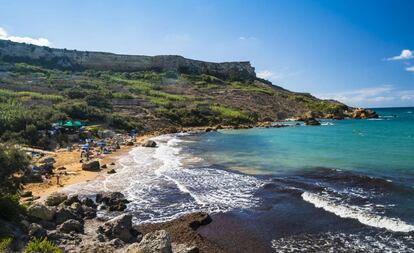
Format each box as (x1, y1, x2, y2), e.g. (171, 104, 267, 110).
(301, 191, 414, 232)
(271, 231, 414, 252)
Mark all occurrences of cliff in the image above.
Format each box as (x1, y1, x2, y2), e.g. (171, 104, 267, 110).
(0, 39, 255, 80)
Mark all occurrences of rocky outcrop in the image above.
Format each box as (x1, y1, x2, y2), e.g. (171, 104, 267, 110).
(142, 140, 157, 148)
(45, 192, 68, 206)
(347, 108, 378, 119)
(125, 230, 172, 253)
(58, 219, 84, 233)
(304, 118, 321, 126)
(96, 192, 130, 211)
(27, 203, 56, 221)
(99, 214, 138, 243)
(0, 39, 256, 81)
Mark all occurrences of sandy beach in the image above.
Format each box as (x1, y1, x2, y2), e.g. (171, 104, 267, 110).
(23, 133, 160, 199)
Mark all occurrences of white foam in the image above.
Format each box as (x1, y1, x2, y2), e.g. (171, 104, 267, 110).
(301, 191, 414, 232)
(63, 133, 263, 223)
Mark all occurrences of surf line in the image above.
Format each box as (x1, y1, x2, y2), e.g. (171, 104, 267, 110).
(301, 191, 414, 233)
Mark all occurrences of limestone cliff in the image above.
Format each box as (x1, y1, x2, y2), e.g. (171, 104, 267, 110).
(0, 39, 255, 80)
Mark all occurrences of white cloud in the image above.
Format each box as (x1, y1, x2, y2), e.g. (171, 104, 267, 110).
(388, 49, 414, 61)
(316, 85, 414, 107)
(406, 66, 414, 72)
(0, 27, 50, 46)
(257, 70, 275, 79)
(238, 36, 257, 41)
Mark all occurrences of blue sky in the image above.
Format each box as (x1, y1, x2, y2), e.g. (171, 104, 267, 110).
(1, 0, 414, 107)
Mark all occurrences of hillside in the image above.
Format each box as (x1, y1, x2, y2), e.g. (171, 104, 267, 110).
(0, 39, 367, 148)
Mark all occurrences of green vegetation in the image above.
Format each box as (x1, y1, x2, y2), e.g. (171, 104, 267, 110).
(0, 60, 347, 149)
(23, 238, 61, 253)
(0, 236, 13, 253)
(0, 144, 30, 220)
(288, 94, 347, 114)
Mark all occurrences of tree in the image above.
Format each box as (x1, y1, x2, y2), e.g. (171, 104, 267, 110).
(0, 144, 29, 194)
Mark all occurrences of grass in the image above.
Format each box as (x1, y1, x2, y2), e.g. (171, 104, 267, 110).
(230, 81, 274, 95)
(23, 238, 61, 253)
(288, 94, 346, 114)
(210, 104, 250, 120)
(0, 89, 64, 102)
(0, 236, 12, 252)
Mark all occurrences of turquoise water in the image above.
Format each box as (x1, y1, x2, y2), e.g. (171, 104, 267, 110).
(181, 107, 414, 250)
(187, 107, 414, 181)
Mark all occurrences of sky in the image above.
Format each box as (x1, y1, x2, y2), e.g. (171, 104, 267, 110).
(1, 0, 414, 108)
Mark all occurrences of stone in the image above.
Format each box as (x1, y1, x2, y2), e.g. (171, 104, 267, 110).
(64, 195, 81, 206)
(107, 169, 116, 174)
(304, 118, 321, 126)
(57, 166, 67, 170)
(102, 214, 134, 242)
(173, 244, 199, 253)
(45, 192, 68, 206)
(58, 219, 84, 233)
(126, 230, 172, 253)
(101, 164, 108, 169)
(28, 223, 47, 238)
(82, 160, 101, 171)
(142, 140, 157, 148)
(38, 156, 56, 164)
(188, 212, 212, 230)
(82, 198, 96, 208)
(55, 207, 78, 225)
(96, 192, 129, 211)
(28, 203, 56, 221)
(20, 191, 32, 197)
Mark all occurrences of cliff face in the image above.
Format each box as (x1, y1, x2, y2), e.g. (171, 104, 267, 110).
(0, 39, 255, 80)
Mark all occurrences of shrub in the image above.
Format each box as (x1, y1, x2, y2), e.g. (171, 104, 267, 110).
(0, 144, 30, 194)
(23, 238, 61, 253)
(0, 236, 12, 252)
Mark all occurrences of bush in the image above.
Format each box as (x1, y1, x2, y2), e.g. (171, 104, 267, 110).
(0, 144, 30, 194)
(23, 238, 61, 253)
(0, 194, 26, 220)
(0, 236, 12, 252)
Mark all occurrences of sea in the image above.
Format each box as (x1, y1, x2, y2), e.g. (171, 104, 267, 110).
(63, 107, 414, 252)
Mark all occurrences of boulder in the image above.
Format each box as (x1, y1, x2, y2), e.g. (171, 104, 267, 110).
(38, 156, 56, 165)
(81, 198, 96, 208)
(27, 203, 56, 221)
(64, 195, 81, 206)
(304, 118, 321, 126)
(55, 207, 78, 225)
(173, 244, 199, 253)
(96, 192, 129, 211)
(187, 212, 212, 230)
(45, 192, 68, 206)
(58, 219, 84, 233)
(82, 160, 101, 171)
(28, 223, 47, 238)
(125, 230, 172, 253)
(142, 140, 157, 148)
(20, 191, 32, 197)
(107, 169, 117, 174)
(102, 214, 134, 242)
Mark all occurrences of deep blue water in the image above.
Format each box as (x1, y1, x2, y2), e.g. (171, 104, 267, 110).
(182, 107, 414, 252)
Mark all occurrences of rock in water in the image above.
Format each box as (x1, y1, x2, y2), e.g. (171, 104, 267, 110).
(304, 118, 321, 126)
(142, 140, 157, 148)
(82, 160, 101, 171)
(45, 192, 68, 206)
(28, 203, 56, 221)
